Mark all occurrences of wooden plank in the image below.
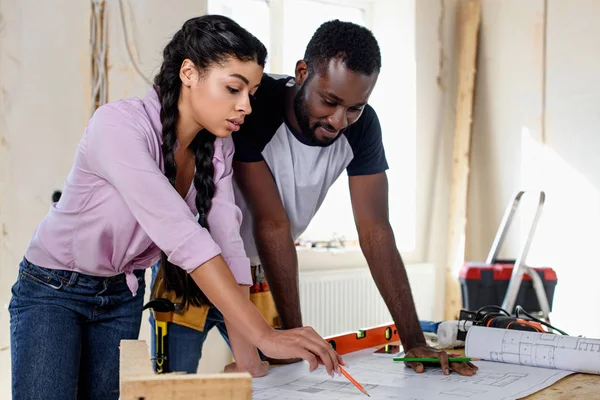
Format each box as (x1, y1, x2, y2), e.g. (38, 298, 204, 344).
(120, 340, 155, 379)
(444, 0, 481, 320)
(119, 340, 252, 400)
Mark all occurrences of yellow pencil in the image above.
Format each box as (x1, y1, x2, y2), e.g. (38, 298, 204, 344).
(340, 366, 370, 397)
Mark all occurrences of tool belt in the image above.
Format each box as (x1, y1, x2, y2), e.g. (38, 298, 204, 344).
(150, 264, 281, 331)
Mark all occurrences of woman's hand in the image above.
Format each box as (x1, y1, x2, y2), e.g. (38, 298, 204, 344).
(224, 360, 269, 378)
(257, 326, 345, 377)
(189, 257, 344, 377)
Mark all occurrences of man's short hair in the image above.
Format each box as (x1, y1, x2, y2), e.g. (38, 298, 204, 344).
(303, 19, 382, 76)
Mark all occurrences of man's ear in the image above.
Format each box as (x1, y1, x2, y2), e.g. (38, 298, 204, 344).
(294, 60, 309, 85)
(180, 59, 198, 87)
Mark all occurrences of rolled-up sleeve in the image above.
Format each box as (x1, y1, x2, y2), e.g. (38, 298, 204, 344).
(85, 103, 222, 273)
(207, 137, 252, 285)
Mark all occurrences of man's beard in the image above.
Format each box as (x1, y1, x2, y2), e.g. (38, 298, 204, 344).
(293, 84, 342, 147)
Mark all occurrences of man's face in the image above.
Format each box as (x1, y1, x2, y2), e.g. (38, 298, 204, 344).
(293, 58, 378, 146)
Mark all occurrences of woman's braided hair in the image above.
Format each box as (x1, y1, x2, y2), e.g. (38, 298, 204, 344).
(154, 15, 267, 309)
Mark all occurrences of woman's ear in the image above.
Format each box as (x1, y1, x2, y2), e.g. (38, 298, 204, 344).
(180, 59, 198, 87)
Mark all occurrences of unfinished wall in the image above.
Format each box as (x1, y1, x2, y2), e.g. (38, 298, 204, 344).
(415, 0, 460, 320)
(0, 1, 91, 396)
(0, 0, 92, 352)
(416, 0, 547, 322)
(466, 0, 546, 263)
(418, 0, 600, 336)
(529, 0, 600, 337)
(105, 0, 207, 101)
(0, 2, 230, 396)
(462, 0, 600, 337)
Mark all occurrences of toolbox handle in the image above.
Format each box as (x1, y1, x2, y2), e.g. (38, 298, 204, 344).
(485, 191, 545, 265)
(486, 191, 552, 322)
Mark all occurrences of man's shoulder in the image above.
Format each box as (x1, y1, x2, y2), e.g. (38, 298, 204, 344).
(245, 73, 292, 122)
(253, 73, 293, 107)
(343, 104, 379, 144)
(261, 73, 294, 87)
(232, 73, 293, 160)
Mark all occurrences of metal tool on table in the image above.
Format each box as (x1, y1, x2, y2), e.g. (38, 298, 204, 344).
(143, 298, 175, 373)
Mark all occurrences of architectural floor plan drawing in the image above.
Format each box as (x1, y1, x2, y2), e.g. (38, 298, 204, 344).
(252, 347, 572, 399)
(466, 326, 600, 374)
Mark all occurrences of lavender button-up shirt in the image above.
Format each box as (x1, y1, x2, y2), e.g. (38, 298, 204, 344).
(24, 87, 251, 295)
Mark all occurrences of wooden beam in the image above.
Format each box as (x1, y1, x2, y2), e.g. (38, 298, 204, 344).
(120, 340, 252, 400)
(444, 0, 481, 320)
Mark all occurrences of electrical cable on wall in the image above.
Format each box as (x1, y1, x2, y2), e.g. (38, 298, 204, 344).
(90, 0, 108, 115)
(118, 0, 153, 86)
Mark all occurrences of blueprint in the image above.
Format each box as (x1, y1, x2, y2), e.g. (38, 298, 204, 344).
(252, 347, 572, 399)
(466, 326, 600, 374)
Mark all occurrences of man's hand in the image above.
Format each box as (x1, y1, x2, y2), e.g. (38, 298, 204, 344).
(403, 345, 478, 376)
(224, 360, 270, 378)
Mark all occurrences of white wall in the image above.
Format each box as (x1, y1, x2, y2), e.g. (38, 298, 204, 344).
(415, 0, 461, 320)
(0, 1, 91, 396)
(525, 0, 600, 337)
(416, 0, 600, 336)
(466, 0, 546, 262)
(0, 0, 92, 357)
(469, 0, 600, 338)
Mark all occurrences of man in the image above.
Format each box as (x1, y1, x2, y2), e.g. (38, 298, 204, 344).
(150, 20, 478, 377)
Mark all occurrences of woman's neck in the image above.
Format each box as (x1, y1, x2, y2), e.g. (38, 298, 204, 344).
(176, 93, 204, 150)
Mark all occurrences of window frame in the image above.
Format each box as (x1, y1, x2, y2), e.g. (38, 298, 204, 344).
(267, 0, 376, 75)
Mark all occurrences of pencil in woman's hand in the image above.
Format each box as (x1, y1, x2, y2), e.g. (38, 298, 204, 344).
(340, 366, 370, 397)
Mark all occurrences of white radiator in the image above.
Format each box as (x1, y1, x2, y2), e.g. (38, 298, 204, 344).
(299, 263, 437, 337)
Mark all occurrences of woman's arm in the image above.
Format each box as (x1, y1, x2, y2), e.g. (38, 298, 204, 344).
(206, 138, 264, 373)
(86, 106, 342, 375)
(223, 285, 268, 377)
(190, 255, 345, 377)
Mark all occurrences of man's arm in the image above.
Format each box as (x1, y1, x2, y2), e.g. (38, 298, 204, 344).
(350, 172, 478, 376)
(233, 160, 303, 329)
(349, 172, 426, 350)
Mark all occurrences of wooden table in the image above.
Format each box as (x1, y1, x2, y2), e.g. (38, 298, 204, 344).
(326, 327, 600, 399)
(524, 373, 600, 399)
(450, 348, 600, 399)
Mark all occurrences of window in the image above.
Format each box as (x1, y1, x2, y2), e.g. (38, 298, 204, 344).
(209, 0, 417, 258)
(281, 1, 367, 73)
(207, 0, 272, 72)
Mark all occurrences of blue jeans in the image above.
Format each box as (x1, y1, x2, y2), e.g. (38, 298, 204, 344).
(9, 258, 145, 400)
(149, 262, 231, 373)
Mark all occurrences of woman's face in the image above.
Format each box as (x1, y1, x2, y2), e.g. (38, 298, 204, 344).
(180, 57, 263, 138)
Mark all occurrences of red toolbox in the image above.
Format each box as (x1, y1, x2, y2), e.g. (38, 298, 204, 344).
(459, 191, 557, 316)
(460, 262, 557, 314)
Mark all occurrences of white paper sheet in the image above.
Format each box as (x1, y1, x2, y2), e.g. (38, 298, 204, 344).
(252, 347, 572, 399)
(466, 326, 600, 374)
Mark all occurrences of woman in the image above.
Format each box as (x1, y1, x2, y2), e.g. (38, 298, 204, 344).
(9, 15, 342, 400)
